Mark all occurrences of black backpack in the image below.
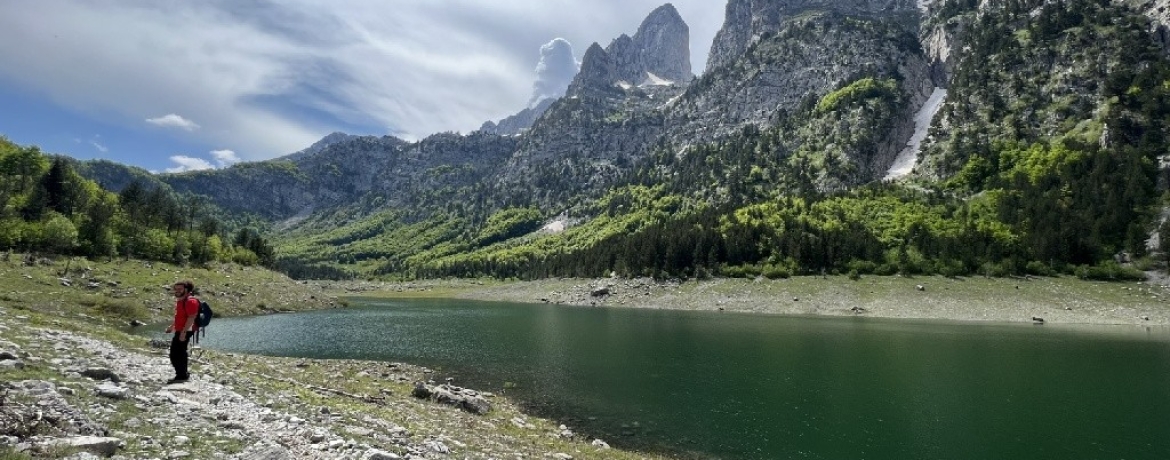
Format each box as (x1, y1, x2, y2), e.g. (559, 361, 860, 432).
(196, 299, 214, 328)
(193, 298, 213, 344)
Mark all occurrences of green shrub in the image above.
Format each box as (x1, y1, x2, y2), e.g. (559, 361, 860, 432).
(980, 262, 1010, 278)
(1025, 261, 1055, 276)
(94, 299, 149, 320)
(846, 260, 877, 274)
(1075, 262, 1147, 281)
(762, 264, 791, 279)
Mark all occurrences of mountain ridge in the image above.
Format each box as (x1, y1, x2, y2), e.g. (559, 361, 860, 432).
(53, 0, 1170, 281)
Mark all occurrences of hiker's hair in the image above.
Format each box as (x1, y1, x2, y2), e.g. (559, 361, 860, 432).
(175, 280, 195, 293)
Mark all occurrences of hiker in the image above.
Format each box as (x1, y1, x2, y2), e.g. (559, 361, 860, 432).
(165, 280, 200, 384)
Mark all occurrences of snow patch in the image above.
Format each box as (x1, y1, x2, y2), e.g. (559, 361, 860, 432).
(541, 219, 567, 234)
(885, 87, 947, 181)
(639, 72, 675, 87)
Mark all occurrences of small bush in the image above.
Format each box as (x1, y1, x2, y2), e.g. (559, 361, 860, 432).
(721, 264, 761, 279)
(1075, 262, 1147, 281)
(938, 260, 966, 278)
(1025, 261, 1055, 276)
(1131, 257, 1156, 271)
(94, 299, 149, 320)
(847, 269, 862, 281)
(980, 262, 1010, 278)
(762, 265, 791, 279)
(846, 260, 877, 275)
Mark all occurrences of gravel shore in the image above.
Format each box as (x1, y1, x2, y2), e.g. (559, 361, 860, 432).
(370, 275, 1170, 326)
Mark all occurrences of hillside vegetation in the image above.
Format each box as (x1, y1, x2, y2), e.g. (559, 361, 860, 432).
(18, 0, 1170, 286)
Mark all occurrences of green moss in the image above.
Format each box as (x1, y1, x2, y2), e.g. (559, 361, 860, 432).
(815, 78, 898, 114)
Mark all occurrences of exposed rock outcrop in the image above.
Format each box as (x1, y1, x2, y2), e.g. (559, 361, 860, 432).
(568, 3, 691, 94)
(707, 0, 921, 72)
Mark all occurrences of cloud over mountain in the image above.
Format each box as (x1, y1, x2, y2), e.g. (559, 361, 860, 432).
(530, 38, 579, 108)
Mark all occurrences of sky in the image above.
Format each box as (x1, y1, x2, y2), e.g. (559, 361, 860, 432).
(0, 1, 727, 173)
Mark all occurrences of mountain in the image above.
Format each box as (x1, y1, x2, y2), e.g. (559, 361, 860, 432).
(64, 0, 1170, 281)
(280, 132, 365, 162)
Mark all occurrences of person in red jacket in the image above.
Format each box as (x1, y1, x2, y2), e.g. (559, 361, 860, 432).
(165, 280, 200, 384)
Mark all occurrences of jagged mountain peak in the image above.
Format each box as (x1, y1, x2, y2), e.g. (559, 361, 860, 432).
(568, 3, 690, 94)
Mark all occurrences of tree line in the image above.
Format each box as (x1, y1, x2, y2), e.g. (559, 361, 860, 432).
(0, 137, 274, 266)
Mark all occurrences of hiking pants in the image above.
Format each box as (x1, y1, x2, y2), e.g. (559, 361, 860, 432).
(169, 332, 190, 379)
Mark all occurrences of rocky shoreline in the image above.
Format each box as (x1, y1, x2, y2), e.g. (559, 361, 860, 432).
(0, 308, 646, 460)
(5, 261, 1170, 459)
(371, 275, 1170, 326)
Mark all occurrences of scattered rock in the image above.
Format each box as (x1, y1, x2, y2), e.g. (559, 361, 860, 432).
(916, 284, 925, 291)
(590, 286, 611, 297)
(95, 383, 129, 400)
(49, 436, 125, 457)
(80, 367, 121, 382)
(0, 359, 24, 369)
(0, 350, 18, 360)
(591, 439, 611, 449)
(413, 382, 492, 415)
(1032, 316, 1045, 324)
(364, 448, 402, 459)
(425, 440, 449, 453)
(236, 441, 289, 460)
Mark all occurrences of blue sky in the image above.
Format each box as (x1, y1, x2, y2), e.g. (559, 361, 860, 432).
(0, 1, 725, 173)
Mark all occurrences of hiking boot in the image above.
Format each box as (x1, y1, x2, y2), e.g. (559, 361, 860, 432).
(165, 376, 189, 384)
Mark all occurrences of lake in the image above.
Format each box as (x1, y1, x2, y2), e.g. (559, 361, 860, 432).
(190, 298, 1170, 459)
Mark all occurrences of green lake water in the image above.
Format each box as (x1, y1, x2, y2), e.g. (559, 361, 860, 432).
(190, 298, 1170, 459)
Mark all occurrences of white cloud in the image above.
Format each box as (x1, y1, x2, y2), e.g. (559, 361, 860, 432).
(165, 155, 215, 173)
(0, 1, 726, 165)
(146, 114, 201, 131)
(211, 149, 241, 167)
(90, 141, 108, 153)
(530, 38, 578, 107)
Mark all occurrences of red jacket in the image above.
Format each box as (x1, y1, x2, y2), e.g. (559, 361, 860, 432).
(172, 296, 200, 332)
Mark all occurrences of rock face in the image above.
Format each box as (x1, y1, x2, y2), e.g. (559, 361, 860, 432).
(479, 98, 557, 136)
(622, 3, 692, 83)
(568, 3, 691, 94)
(1125, 0, 1170, 53)
(707, 0, 920, 71)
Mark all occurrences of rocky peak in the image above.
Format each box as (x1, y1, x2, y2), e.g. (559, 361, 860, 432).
(628, 3, 692, 82)
(568, 43, 618, 95)
(282, 131, 363, 162)
(708, 0, 920, 71)
(568, 3, 691, 94)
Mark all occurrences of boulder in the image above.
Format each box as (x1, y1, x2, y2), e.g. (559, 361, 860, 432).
(0, 359, 24, 370)
(95, 383, 129, 400)
(50, 436, 125, 457)
(80, 368, 121, 382)
(364, 449, 402, 460)
(410, 382, 492, 415)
